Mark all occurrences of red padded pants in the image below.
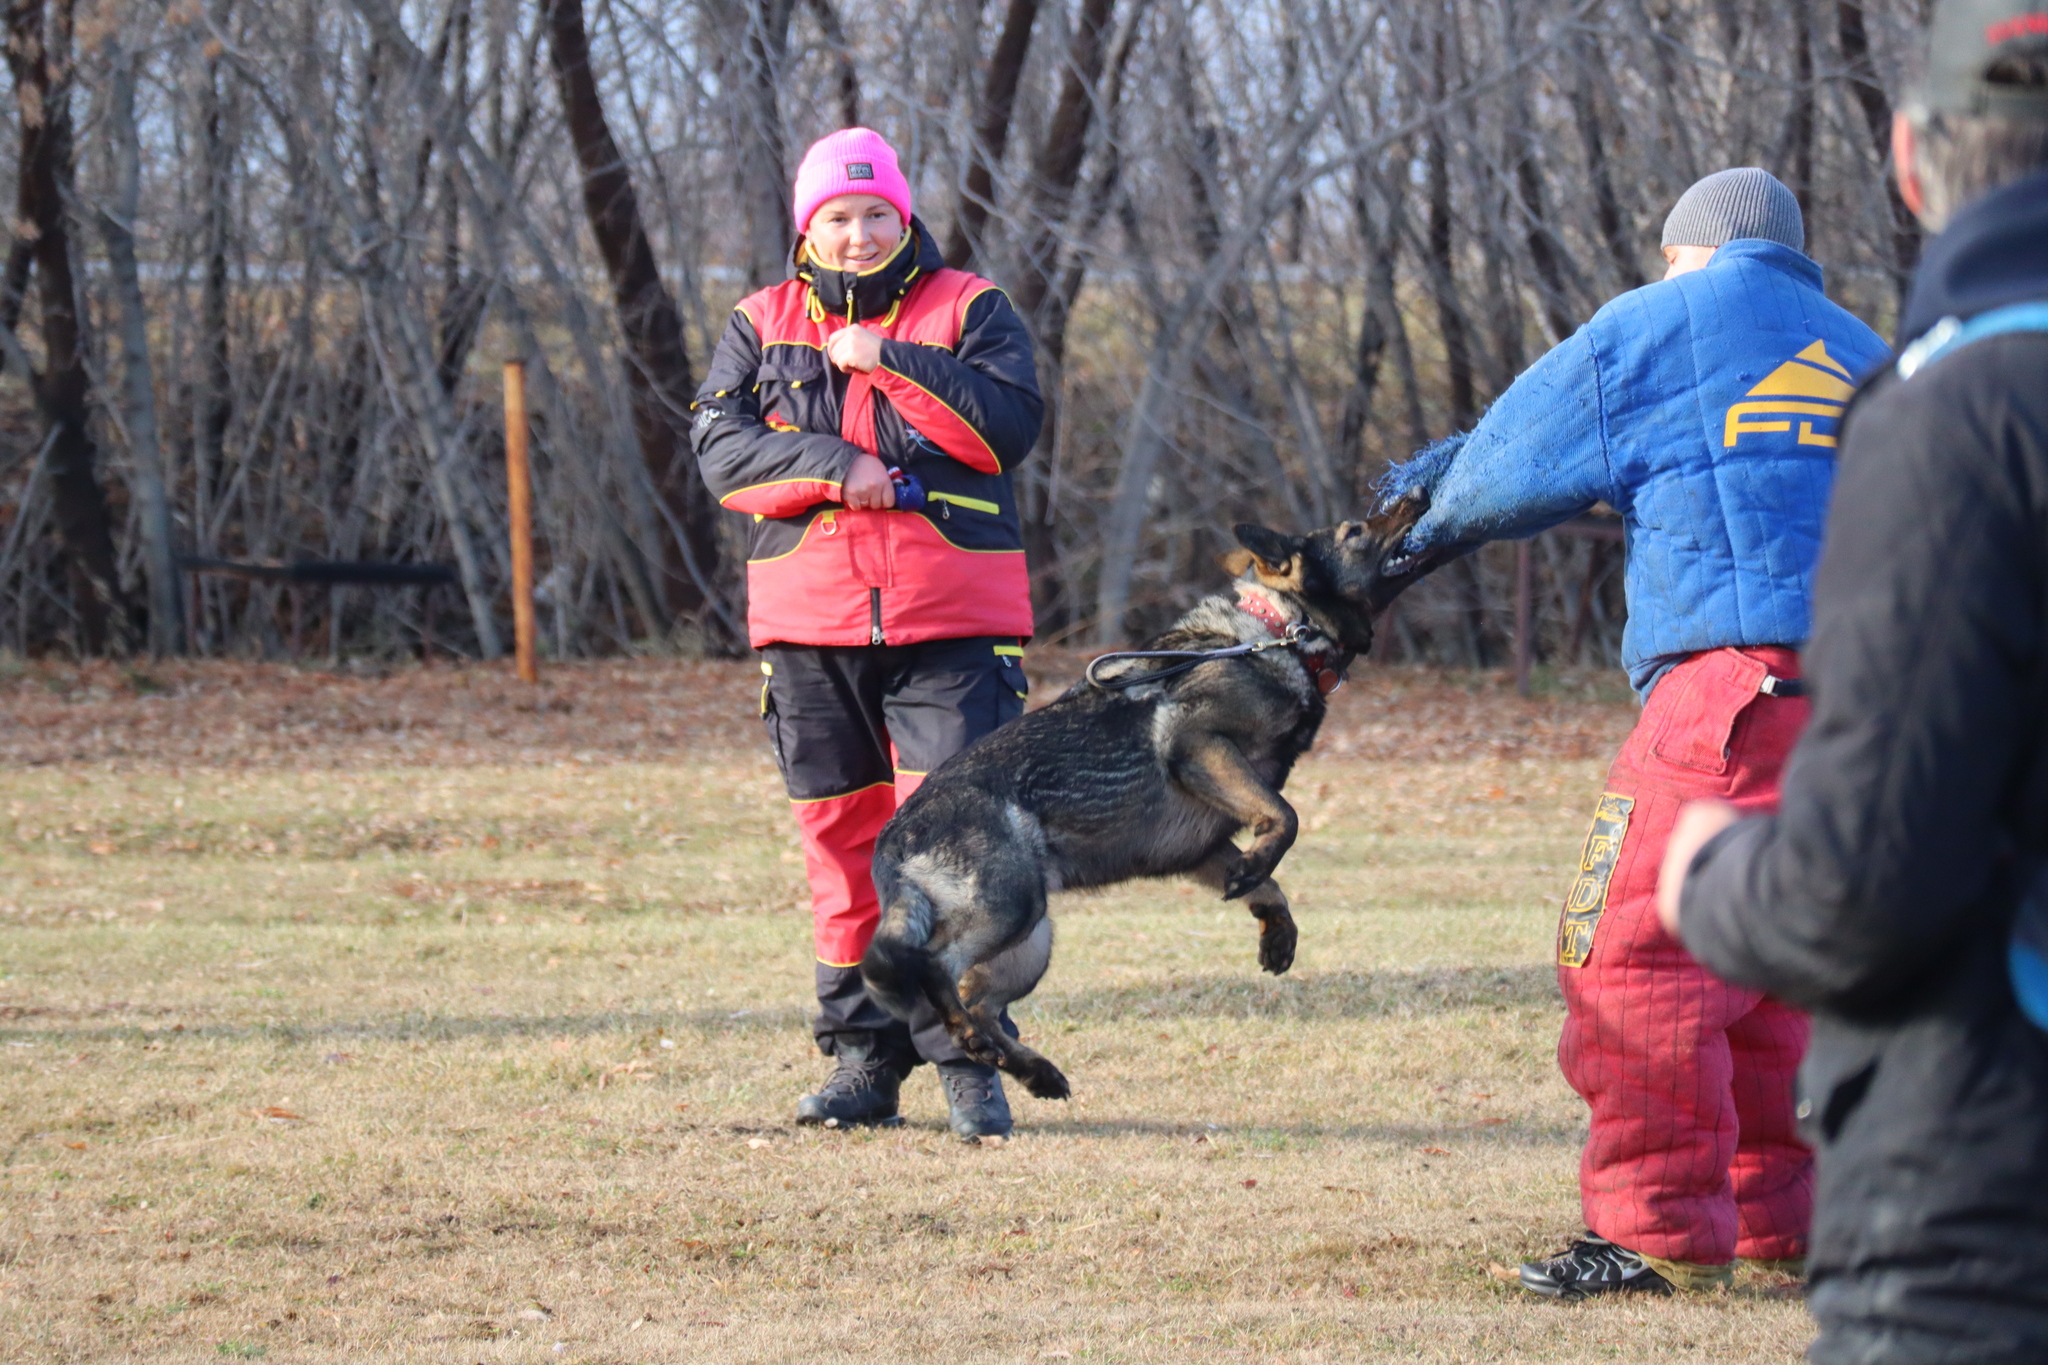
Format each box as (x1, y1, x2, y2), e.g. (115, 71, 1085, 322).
(1556, 646, 1811, 1266)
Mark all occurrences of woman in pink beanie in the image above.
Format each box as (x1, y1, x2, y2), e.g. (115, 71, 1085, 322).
(691, 128, 1044, 1142)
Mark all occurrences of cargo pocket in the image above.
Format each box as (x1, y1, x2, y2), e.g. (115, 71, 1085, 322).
(759, 660, 790, 777)
(1646, 651, 1771, 775)
(1797, 1034, 1884, 1147)
(995, 641, 1029, 715)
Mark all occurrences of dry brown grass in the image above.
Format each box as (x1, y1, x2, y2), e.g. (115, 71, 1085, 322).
(0, 659, 1808, 1363)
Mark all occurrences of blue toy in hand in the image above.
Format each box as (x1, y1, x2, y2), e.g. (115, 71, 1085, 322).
(888, 467, 927, 513)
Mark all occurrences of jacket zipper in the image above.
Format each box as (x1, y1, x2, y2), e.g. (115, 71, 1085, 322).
(869, 587, 884, 646)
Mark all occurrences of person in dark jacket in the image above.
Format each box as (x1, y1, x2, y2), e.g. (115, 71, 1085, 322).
(691, 127, 1044, 1140)
(1658, 2, 2048, 1359)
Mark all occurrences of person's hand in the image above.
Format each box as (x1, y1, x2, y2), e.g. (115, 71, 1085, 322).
(1656, 798, 1742, 938)
(826, 325, 883, 374)
(841, 453, 896, 510)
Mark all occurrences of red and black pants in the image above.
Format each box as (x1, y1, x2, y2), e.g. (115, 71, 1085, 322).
(1557, 645, 1811, 1266)
(761, 635, 1028, 1064)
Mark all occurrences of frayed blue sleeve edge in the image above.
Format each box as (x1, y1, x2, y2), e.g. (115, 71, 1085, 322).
(1371, 432, 1469, 512)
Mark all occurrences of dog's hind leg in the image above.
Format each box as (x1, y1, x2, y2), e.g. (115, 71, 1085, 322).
(957, 919, 1070, 1100)
(1192, 850, 1297, 975)
(1168, 732, 1299, 899)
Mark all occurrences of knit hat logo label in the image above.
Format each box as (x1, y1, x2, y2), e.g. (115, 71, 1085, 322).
(845, 162, 874, 180)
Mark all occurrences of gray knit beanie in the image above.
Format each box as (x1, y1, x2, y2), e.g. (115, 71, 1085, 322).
(1660, 168, 1805, 252)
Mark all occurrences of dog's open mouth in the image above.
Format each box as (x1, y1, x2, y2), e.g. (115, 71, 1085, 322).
(1381, 549, 1423, 577)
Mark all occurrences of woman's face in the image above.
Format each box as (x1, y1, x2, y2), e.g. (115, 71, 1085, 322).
(804, 194, 905, 272)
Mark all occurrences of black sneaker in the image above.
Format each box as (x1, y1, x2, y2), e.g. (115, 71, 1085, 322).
(1518, 1234, 1674, 1301)
(938, 1061, 1013, 1141)
(795, 1037, 910, 1128)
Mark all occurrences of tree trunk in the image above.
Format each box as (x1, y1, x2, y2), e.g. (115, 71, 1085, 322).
(802, 0, 859, 127)
(96, 44, 184, 656)
(546, 0, 729, 639)
(1836, 0, 1921, 290)
(1009, 0, 1125, 635)
(1502, 1, 1578, 346)
(197, 0, 235, 557)
(8, 0, 130, 653)
(1571, 31, 1645, 291)
(944, 0, 1041, 269)
(711, 0, 796, 290)
(1424, 88, 1474, 420)
(1778, 1, 1816, 217)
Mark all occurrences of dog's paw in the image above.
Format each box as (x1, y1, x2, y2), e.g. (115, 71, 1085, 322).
(955, 1029, 1003, 1068)
(1022, 1060, 1071, 1101)
(1257, 913, 1297, 975)
(1221, 858, 1265, 901)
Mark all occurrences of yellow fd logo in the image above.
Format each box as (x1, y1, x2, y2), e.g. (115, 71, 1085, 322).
(1723, 340, 1855, 449)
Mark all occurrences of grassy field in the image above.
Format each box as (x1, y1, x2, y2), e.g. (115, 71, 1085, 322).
(0, 659, 1809, 1363)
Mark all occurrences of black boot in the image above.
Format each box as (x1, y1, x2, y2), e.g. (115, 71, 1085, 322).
(795, 1034, 910, 1128)
(1518, 1234, 1675, 1301)
(938, 1061, 1013, 1141)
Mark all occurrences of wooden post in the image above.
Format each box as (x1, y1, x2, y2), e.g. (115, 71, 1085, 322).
(503, 361, 539, 684)
(1513, 539, 1533, 697)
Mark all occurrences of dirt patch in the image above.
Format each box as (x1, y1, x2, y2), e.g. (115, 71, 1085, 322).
(0, 656, 1635, 771)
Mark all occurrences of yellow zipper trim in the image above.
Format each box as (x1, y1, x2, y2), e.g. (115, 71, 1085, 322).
(929, 491, 1000, 515)
(993, 644, 1025, 657)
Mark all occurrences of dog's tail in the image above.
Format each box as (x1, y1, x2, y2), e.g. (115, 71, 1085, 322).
(861, 877, 937, 1024)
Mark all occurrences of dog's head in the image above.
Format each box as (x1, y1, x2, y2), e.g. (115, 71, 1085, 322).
(1220, 490, 1446, 651)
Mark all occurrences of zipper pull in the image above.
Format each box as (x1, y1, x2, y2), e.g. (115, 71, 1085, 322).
(871, 625, 885, 646)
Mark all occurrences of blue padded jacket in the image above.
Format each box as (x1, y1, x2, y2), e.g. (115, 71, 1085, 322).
(1398, 240, 1888, 696)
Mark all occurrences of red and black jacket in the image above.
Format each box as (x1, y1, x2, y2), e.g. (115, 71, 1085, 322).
(691, 220, 1042, 648)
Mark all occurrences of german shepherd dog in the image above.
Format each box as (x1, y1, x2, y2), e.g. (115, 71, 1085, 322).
(860, 491, 1437, 1103)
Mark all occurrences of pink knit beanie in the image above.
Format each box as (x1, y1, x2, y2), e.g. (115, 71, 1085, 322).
(791, 128, 913, 235)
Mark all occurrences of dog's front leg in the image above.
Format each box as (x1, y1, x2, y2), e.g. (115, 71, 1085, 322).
(1168, 731, 1299, 899)
(1191, 851, 1297, 975)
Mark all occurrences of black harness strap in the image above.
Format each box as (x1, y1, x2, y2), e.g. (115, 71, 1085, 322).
(1085, 621, 1323, 692)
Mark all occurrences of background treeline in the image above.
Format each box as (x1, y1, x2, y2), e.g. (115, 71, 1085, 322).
(0, 0, 1925, 664)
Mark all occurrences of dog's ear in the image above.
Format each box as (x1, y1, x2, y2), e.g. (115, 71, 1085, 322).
(1232, 524, 1307, 588)
(1217, 548, 1257, 577)
(1233, 524, 1304, 570)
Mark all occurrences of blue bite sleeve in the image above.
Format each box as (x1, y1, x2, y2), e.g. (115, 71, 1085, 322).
(1394, 329, 1614, 550)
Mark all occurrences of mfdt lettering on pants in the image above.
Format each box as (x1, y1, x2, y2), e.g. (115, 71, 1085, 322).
(1558, 793, 1634, 968)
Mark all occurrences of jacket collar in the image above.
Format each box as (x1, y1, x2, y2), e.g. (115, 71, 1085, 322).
(1898, 166, 2048, 349)
(1702, 238, 1825, 293)
(793, 215, 944, 324)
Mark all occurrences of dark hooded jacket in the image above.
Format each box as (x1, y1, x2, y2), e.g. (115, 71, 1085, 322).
(1679, 167, 2048, 1364)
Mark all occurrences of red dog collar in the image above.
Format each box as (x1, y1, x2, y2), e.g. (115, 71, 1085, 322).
(1236, 591, 1345, 697)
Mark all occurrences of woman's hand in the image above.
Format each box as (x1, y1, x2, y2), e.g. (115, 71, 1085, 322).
(1656, 798, 1742, 938)
(826, 325, 884, 374)
(841, 453, 897, 510)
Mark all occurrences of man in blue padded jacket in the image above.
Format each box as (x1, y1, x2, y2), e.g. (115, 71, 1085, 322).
(1383, 170, 1886, 1299)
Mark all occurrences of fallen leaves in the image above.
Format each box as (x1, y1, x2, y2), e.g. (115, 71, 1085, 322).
(0, 658, 1633, 772)
(255, 1107, 303, 1123)
(597, 1059, 651, 1089)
